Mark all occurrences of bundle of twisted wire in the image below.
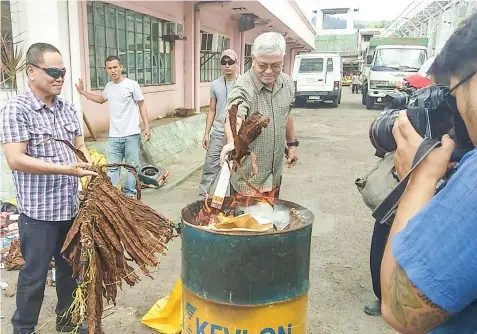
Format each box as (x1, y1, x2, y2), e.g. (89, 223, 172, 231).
(53, 139, 175, 334)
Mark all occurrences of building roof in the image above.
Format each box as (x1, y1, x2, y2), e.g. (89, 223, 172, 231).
(314, 34, 358, 56)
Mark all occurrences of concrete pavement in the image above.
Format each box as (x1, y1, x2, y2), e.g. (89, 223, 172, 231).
(0, 90, 395, 334)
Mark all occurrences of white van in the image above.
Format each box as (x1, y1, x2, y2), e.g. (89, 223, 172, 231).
(292, 53, 343, 108)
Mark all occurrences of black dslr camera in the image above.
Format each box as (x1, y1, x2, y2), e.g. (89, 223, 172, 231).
(369, 84, 473, 161)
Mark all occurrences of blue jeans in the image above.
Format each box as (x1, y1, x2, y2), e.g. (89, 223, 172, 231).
(107, 134, 140, 196)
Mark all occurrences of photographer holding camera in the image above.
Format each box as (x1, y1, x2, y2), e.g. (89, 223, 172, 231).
(378, 15, 477, 333)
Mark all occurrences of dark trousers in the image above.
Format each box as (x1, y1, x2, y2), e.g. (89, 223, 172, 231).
(12, 214, 77, 330)
(352, 84, 359, 93)
(369, 220, 392, 301)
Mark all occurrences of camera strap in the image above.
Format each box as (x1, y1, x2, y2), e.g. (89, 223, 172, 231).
(372, 138, 442, 225)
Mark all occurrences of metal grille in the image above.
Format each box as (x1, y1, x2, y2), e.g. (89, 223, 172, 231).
(86, 1, 173, 89)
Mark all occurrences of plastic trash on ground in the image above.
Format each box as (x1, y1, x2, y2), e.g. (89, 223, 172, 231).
(141, 279, 182, 333)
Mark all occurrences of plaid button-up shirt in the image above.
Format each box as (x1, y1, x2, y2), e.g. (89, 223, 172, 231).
(1, 87, 82, 221)
(227, 69, 294, 195)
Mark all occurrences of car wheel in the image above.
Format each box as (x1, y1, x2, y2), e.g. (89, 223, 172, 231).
(331, 97, 339, 108)
(295, 97, 306, 108)
(366, 95, 375, 110)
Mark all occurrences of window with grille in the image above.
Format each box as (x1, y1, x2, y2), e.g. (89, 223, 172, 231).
(199, 35, 230, 82)
(244, 44, 252, 72)
(87, 1, 173, 89)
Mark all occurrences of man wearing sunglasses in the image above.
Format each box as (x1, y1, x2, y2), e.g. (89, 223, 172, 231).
(75, 56, 150, 198)
(199, 49, 239, 200)
(220, 32, 298, 198)
(1, 42, 96, 334)
(379, 14, 477, 334)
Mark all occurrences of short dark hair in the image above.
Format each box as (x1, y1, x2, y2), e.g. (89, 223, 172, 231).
(428, 12, 477, 86)
(25, 43, 61, 65)
(105, 55, 121, 66)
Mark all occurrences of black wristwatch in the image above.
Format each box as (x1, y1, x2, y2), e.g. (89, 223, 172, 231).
(287, 140, 299, 147)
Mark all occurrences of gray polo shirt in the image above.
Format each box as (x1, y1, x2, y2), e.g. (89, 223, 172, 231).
(211, 75, 236, 134)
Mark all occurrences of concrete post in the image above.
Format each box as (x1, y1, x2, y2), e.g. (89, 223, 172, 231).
(22, 0, 62, 52)
(66, 0, 83, 130)
(194, 6, 201, 114)
(239, 32, 245, 74)
(183, 2, 195, 110)
(14, 0, 81, 120)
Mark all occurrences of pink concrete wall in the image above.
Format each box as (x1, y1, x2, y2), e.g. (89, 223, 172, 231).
(78, 0, 312, 136)
(198, 9, 235, 107)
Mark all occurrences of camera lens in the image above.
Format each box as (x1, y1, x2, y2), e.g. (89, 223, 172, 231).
(369, 111, 400, 153)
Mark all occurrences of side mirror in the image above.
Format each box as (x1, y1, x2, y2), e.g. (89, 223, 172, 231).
(366, 55, 373, 65)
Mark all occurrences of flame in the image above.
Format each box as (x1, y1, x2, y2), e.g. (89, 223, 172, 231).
(268, 186, 279, 200)
(254, 186, 279, 207)
(203, 189, 212, 213)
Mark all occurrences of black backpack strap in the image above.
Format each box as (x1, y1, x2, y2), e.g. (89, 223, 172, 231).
(372, 138, 442, 224)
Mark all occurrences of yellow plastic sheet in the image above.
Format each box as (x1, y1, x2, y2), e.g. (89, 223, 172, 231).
(80, 149, 107, 189)
(5, 198, 17, 206)
(141, 279, 182, 333)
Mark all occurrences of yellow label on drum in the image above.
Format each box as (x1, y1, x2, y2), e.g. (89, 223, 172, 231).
(183, 286, 308, 334)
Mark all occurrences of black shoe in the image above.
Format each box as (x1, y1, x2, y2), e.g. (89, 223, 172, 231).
(364, 299, 382, 316)
(56, 315, 88, 333)
(13, 329, 35, 334)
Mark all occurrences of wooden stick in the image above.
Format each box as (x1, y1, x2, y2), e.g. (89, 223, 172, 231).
(83, 112, 97, 141)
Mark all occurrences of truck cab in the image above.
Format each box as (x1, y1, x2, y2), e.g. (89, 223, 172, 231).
(361, 38, 428, 109)
(292, 53, 343, 108)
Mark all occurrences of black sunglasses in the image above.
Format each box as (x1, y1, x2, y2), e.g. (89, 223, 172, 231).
(221, 59, 236, 66)
(29, 63, 67, 79)
(448, 69, 477, 95)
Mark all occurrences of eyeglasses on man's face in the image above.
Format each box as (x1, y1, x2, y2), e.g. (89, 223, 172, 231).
(254, 61, 283, 73)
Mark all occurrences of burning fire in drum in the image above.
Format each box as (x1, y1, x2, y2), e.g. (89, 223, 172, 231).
(179, 196, 314, 334)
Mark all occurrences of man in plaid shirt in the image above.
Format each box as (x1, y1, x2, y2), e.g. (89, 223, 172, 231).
(220, 32, 298, 197)
(1, 43, 96, 334)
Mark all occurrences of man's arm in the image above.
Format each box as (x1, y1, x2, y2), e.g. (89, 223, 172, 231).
(286, 114, 296, 142)
(75, 135, 92, 164)
(1, 102, 96, 177)
(224, 114, 243, 144)
(3, 142, 95, 177)
(380, 113, 464, 333)
(285, 113, 298, 167)
(138, 101, 150, 129)
(203, 98, 217, 149)
(75, 79, 106, 104)
(205, 98, 217, 138)
(220, 84, 249, 165)
(132, 82, 150, 141)
(138, 100, 150, 137)
(380, 174, 451, 333)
